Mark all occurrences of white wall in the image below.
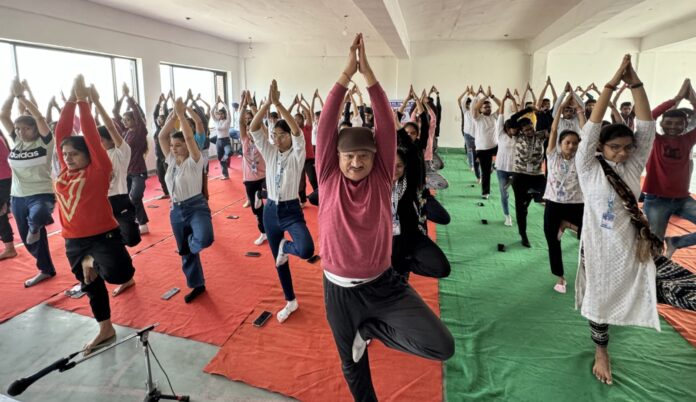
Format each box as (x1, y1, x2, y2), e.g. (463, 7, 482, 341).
(240, 40, 532, 148)
(0, 0, 240, 169)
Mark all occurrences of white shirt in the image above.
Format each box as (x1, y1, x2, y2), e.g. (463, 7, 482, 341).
(250, 128, 306, 202)
(211, 109, 231, 139)
(107, 141, 131, 197)
(574, 120, 659, 330)
(543, 149, 583, 204)
(311, 120, 319, 146)
(165, 153, 207, 203)
(472, 112, 498, 150)
(553, 90, 584, 134)
(495, 114, 516, 172)
(231, 109, 240, 130)
(462, 104, 474, 135)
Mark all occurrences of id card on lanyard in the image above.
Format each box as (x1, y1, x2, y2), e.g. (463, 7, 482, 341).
(275, 151, 289, 200)
(391, 188, 401, 236)
(601, 191, 616, 230)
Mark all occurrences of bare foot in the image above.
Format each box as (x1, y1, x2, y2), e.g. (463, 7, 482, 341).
(82, 255, 97, 284)
(592, 346, 613, 385)
(112, 278, 135, 297)
(83, 322, 116, 356)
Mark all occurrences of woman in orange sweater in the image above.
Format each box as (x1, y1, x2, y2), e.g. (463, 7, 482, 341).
(55, 76, 135, 354)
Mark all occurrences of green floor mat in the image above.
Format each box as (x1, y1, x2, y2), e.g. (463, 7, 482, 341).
(435, 148, 696, 401)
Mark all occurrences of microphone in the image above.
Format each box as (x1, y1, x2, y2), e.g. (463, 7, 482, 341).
(7, 356, 70, 396)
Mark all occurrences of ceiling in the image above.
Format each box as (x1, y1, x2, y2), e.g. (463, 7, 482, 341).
(89, 0, 392, 53)
(88, 0, 696, 56)
(398, 0, 581, 41)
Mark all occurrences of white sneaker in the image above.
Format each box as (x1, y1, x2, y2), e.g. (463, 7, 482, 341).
(139, 224, 149, 234)
(276, 299, 298, 323)
(482, 194, 490, 200)
(254, 233, 267, 245)
(242, 200, 250, 208)
(352, 330, 368, 363)
(275, 238, 289, 267)
(504, 215, 512, 227)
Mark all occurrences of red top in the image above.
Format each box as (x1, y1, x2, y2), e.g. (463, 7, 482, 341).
(302, 124, 314, 159)
(316, 82, 396, 279)
(0, 134, 11, 180)
(55, 101, 118, 239)
(643, 99, 696, 198)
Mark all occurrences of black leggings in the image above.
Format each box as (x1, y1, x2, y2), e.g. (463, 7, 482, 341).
(109, 194, 141, 247)
(0, 178, 13, 243)
(543, 201, 583, 277)
(324, 269, 454, 402)
(65, 229, 135, 322)
(299, 158, 318, 203)
(475, 146, 497, 196)
(156, 157, 169, 196)
(511, 173, 546, 237)
(392, 232, 450, 279)
(244, 179, 266, 234)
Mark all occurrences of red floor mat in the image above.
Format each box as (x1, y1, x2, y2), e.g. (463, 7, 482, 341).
(204, 224, 443, 402)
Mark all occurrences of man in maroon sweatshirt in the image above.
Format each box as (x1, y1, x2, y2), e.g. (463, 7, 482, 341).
(316, 33, 454, 402)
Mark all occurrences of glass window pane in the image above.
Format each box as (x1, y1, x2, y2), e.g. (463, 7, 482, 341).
(15, 46, 115, 117)
(114, 57, 137, 104)
(160, 64, 172, 97)
(172, 66, 214, 105)
(0, 43, 15, 95)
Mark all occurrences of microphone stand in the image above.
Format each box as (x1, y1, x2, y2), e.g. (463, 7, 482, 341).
(6, 324, 189, 402)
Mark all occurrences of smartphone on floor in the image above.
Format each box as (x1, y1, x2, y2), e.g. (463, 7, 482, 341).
(253, 311, 272, 327)
(161, 287, 180, 300)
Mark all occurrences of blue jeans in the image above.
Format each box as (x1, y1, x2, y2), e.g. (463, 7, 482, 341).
(644, 194, 696, 250)
(127, 173, 149, 225)
(216, 137, 232, 177)
(496, 170, 515, 216)
(263, 199, 315, 301)
(10, 193, 56, 274)
(170, 194, 214, 288)
(463, 133, 480, 178)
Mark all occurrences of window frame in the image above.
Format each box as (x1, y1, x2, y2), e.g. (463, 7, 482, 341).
(160, 62, 228, 103)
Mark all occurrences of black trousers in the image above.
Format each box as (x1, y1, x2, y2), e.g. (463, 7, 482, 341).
(511, 173, 547, 237)
(299, 158, 318, 203)
(392, 232, 450, 279)
(109, 194, 141, 247)
(0, 178, 13, 243)
(475, 146, 497, 196)
(243, 179, 266, 234)
(543, 201, 584, 277)
(65, 229, 135, 322)
(156, 157, 169, 196)
(324, 268, 454, 402)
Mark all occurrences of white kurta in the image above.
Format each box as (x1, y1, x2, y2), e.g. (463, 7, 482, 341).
(574, 119, 660, 330)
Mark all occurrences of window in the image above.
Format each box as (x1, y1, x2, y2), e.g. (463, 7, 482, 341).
(0, 41, 137, 119)
(160, 63, 227, 104)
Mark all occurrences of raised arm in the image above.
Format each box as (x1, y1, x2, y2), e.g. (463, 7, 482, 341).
(316, 34, 359, 178)
(652, 79, 690, 119)
(73, 76, 110, 172)
(90, 85, 123, 148)
(271, 81, 302, 137)
(0, 91, 14, 135)
(612, 84, 628, 107)
(158, 110, 176, 158)
(299, 99, 313, 128)
(471, 96, 487, 119)
(239, 91, 250, 140)
(195, 94, 211, 120)
(153, 94, 164, 128)
(537, 77, 551, 109)
(175, 98, 201, 162)
(547, 93, 570, 154)
(12, 78, 50, 137)
(186, 105, 205, 137)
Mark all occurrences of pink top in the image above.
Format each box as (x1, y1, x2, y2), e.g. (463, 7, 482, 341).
(424, 108, 436, 162)
(302, 124, 314, 159)
(242, 135, 266, 182)
(0, 135, 11, 180)
(316, 82, 396, 279)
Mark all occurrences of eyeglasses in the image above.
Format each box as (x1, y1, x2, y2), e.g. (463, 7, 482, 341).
(271, 132, 290, 139)
(604, 143, 636, 153)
